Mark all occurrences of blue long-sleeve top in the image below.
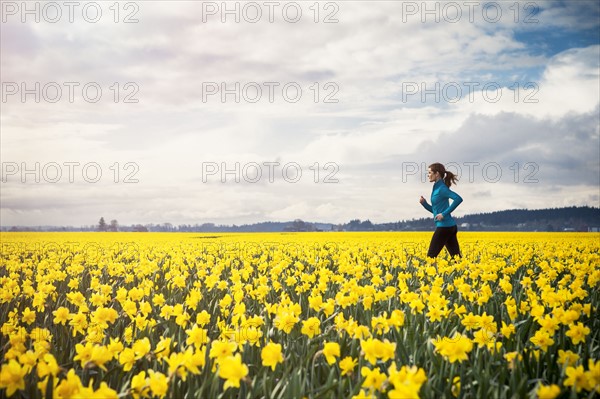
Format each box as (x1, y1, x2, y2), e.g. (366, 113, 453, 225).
(421, 179, 463, 227)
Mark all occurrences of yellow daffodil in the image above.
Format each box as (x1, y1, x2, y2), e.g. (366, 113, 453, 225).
(218, 354, 248, 390)
(0, 360, 27, 397)
(261, 341, 283, 371)
(322, 342, 340, 365)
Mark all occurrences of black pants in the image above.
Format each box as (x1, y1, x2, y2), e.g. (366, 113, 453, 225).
(427, 225, 461, 258)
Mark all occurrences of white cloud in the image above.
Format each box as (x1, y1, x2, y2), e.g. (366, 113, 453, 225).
(1, 1, 598, 226)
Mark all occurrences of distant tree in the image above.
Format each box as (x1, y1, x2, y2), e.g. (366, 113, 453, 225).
(98, 217, 107, 232)
(283, 219, 317, 232)
(348, 219, 362, 231)
(132, 224, 148, 232)
(360, 220, 374, 230)
(109, 220, 119, 232)
(293, 219, 307, 231)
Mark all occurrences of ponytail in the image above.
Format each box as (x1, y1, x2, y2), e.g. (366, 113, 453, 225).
(444, 170, 458, 188)
(428, 162, 459, 187)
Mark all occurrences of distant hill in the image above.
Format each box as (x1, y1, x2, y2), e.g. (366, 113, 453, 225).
(2, 206, 599, 233)
(457, 206, 600, 231)
(397, 206, 600, 232)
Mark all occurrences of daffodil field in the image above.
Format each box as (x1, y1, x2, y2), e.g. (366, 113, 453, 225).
(0, 232, 598, 398)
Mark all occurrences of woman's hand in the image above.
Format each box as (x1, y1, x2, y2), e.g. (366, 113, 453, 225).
(419, 196, 426, 204)
(435, 213, 444, 221)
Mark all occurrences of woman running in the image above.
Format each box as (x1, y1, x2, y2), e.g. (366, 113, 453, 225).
(419, 163, 463, 258)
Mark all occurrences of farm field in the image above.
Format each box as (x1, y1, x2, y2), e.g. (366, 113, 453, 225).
(0, 232, 598, 398)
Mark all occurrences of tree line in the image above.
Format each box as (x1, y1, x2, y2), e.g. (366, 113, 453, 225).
(4, 206, 598, 233)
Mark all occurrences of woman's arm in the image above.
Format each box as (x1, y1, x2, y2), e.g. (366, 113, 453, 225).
(440, 186, 463, 217)
(420, 196, 433, 213)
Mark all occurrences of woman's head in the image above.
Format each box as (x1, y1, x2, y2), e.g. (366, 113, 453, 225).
(428, 163, 458, 187)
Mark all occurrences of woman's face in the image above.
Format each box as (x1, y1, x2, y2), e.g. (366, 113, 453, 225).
(427, 168, 439, 182)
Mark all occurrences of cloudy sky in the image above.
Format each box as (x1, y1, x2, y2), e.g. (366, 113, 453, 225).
(1, 0, 599, 227)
